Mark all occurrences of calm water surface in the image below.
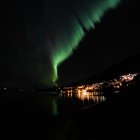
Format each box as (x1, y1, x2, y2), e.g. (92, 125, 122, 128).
(0, 91, 106, 116)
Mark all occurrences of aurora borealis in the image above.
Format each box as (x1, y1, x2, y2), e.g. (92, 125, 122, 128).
(0, 0, 122, 87)
(48, 0, 120, 83)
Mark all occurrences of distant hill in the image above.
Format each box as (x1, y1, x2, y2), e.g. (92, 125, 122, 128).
(70, 52, 140, 86)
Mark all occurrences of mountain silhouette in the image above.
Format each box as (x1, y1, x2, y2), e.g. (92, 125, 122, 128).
(70, 52, 140, 86)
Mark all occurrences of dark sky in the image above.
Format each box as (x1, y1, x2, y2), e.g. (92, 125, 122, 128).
(0, 0, 139, 88)
(58, 0, 140, 85)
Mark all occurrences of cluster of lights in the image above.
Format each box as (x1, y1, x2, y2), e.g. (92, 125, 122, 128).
(58, 73, 139, 103)
(59, 89, 105, 103)
(59, 73, 139, 93)
(120, 73, 137, 82)
(107, 73, 139, 89)
(76, 82, 104, 92)
(77, 90, 105, 102)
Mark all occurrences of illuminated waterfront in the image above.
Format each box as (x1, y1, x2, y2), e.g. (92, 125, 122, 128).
(59, 90, 105, 103)
(58, 73, 139, 94)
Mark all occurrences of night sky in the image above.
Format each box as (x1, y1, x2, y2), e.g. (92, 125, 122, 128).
(0, 0, 139, 88)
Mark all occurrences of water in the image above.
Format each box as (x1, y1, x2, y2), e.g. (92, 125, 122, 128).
(0, 90, 106, 117)
(58, 91, 106, 114)
(1, 89, 140, 140)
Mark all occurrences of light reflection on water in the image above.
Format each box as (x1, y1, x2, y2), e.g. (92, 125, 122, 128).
(41, 90, 106, 115)
(0, 91, 106, 117)
(59, 90, 106, 104)
(77, 90, 105, 103)
(57, 90, 106, 114)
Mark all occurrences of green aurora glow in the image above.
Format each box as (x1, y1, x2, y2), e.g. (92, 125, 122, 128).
(0, 0, 121, 87)
(50, 0, 120, 83)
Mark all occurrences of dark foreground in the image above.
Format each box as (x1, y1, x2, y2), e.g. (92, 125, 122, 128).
(0, 88, 140, 140)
